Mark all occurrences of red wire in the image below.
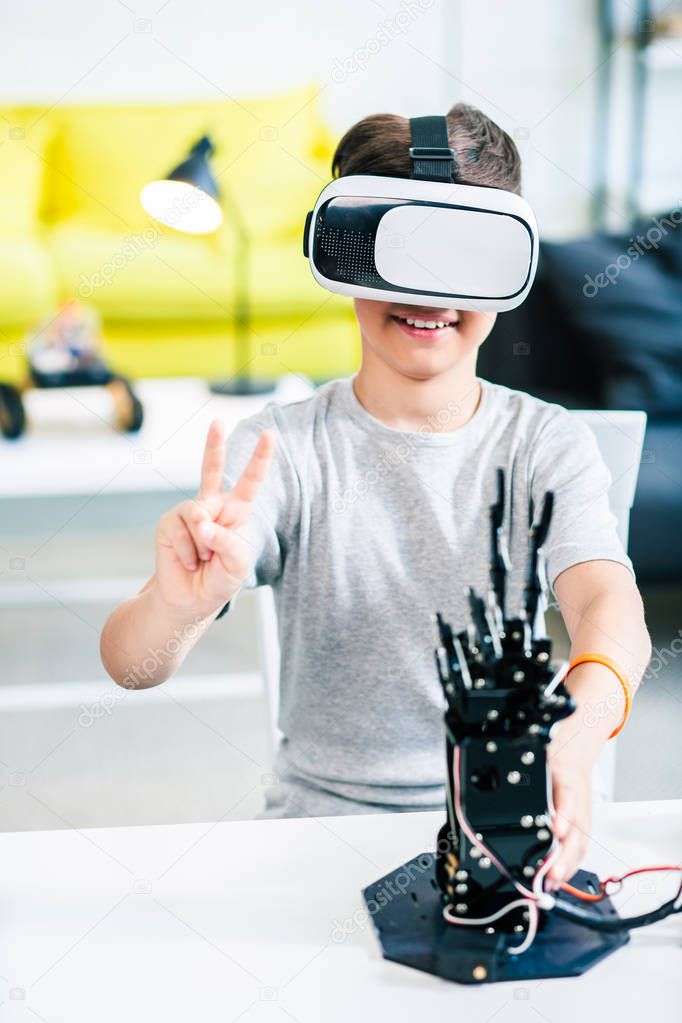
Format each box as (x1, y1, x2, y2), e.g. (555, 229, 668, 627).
(562, 864, 682, 902)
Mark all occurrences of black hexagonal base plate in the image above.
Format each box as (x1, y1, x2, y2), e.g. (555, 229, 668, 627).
(362, 852, 629, 984)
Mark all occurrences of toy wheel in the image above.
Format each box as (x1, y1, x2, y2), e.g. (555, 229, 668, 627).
(109, 378, 144, 433)
(0, 383, 26, 439)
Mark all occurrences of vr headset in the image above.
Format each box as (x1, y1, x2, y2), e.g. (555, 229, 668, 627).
(303, 115, 538, 312)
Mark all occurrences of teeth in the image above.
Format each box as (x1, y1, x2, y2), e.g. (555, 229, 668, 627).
(404, 317, 451, 329)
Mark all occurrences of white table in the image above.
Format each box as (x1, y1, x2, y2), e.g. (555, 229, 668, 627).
(0, 375, 313, 499)
(1, 800, 680, 1021)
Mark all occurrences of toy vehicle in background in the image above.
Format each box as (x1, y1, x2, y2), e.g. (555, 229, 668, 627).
(0, 300, 143, 439)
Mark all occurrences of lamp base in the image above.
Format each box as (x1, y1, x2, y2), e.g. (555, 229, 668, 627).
(209, 378, 276, 397)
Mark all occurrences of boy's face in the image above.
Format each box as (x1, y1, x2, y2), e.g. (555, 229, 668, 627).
(353, 299, 496, 381)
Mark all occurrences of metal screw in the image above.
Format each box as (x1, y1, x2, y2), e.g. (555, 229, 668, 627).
(511, 631, 522, 640)
(523, 865, 534, 877)
(472, 964, 488, 981)
(542, 713, 551, 721)
(484, 926, 495, 935)
(487, 709, 499, 721)
(470, 847, 481, 859)
(455, 883, 468, 894)
(474, 677, 486, 689)
(513, 670, 525, 682)
(513, 924, 525, 933)
(486, 741, 498, 753)
(537, 651, 549, 662)
(507, 771, 521, 785)
(537, 829, 550, 841)
(479, 857, 491, 870)
(528, 724, 541, 735)
(535, 814, 548, 827)
(455, 870, 468, 881)
(521, 751, 535, 765)
(455, 903, 468, 914)
(520, 814, 534, 828)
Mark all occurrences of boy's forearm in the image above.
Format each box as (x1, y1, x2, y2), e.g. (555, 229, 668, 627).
(556, 584, 652, 761)
(100, 580, 220, 689)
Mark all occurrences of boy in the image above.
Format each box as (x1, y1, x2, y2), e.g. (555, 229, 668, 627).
(101, 103, 651, 887)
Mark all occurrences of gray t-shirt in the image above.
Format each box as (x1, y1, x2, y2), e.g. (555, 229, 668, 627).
(222, 375, 634, 818)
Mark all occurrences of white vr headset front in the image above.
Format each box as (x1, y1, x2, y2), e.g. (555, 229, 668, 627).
(303, 116, 538, 313)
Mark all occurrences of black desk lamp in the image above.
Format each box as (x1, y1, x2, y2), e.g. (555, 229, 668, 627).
(140, 135, 274, 395)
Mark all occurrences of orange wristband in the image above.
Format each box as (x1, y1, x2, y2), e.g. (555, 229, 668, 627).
(566, 653, 632, 740)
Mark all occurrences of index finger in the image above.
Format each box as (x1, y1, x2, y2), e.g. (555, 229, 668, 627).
(199, 419, 226, 500)
(227, 429, 276, 511)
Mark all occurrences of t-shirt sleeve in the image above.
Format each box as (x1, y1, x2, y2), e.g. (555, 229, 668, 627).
(528, 410, 636, 596)
(217, 403, 300, 602)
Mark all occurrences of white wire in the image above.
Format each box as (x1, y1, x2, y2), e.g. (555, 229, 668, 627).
(445, 745, 562, 956)
(504, 844, 562, 956)
(507, 901, 539, 955)
(506, 847, 561, 955)
(543, 659, 569, 698)
(533, 843, 560, 898)
(451, 746, 536, 900)
(442, 898, 533, 927)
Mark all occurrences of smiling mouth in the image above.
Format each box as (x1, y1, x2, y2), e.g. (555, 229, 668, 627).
(391, 312, 460, 336)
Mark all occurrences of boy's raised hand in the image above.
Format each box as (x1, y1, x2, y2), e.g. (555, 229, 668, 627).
(155, 420, 276, 615)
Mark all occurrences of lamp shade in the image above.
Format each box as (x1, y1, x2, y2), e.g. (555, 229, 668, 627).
(140, 135, 223, 235)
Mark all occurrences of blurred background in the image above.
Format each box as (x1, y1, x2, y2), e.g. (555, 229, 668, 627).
(1, 0, 681, 832)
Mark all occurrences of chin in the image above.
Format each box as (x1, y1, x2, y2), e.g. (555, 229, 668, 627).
(383, 339, 462, 382)
(353, 299, 493, 378)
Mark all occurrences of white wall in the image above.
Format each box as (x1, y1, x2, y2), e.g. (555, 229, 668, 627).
(3, 1, 681, 233)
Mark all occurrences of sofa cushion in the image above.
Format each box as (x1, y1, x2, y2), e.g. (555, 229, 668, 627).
(541, 211, 682, 416)
(249, 238, 348, 320)
(47, 222, 345, 323)
(0, 236, 57, 328)
(48, 220, 237, 321)
(103, 312, 359, 383)
(46, 85, 331, 242)
(0, 109, 52, 236)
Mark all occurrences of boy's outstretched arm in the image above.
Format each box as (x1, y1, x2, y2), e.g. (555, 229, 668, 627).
(547, 559, 652, 885)
(100, 421, 276, 689)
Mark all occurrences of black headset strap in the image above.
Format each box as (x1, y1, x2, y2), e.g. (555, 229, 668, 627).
(409, 115, 459, 183)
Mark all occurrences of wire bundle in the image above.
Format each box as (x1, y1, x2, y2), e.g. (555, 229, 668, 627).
(442, 745, 682, 953)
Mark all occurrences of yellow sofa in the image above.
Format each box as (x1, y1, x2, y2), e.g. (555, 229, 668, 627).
(0, 86, 360, 384)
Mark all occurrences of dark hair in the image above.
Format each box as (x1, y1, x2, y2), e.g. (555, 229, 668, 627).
(332, 102, 521, 195)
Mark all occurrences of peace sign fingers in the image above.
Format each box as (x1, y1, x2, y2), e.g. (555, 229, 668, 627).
(221, 429, 277, 526)
(199, 419, 227, 501)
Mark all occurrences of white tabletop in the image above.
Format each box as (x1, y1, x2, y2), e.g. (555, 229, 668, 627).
(0, 376, 314, 499)
(1, 800, 681, 1021)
